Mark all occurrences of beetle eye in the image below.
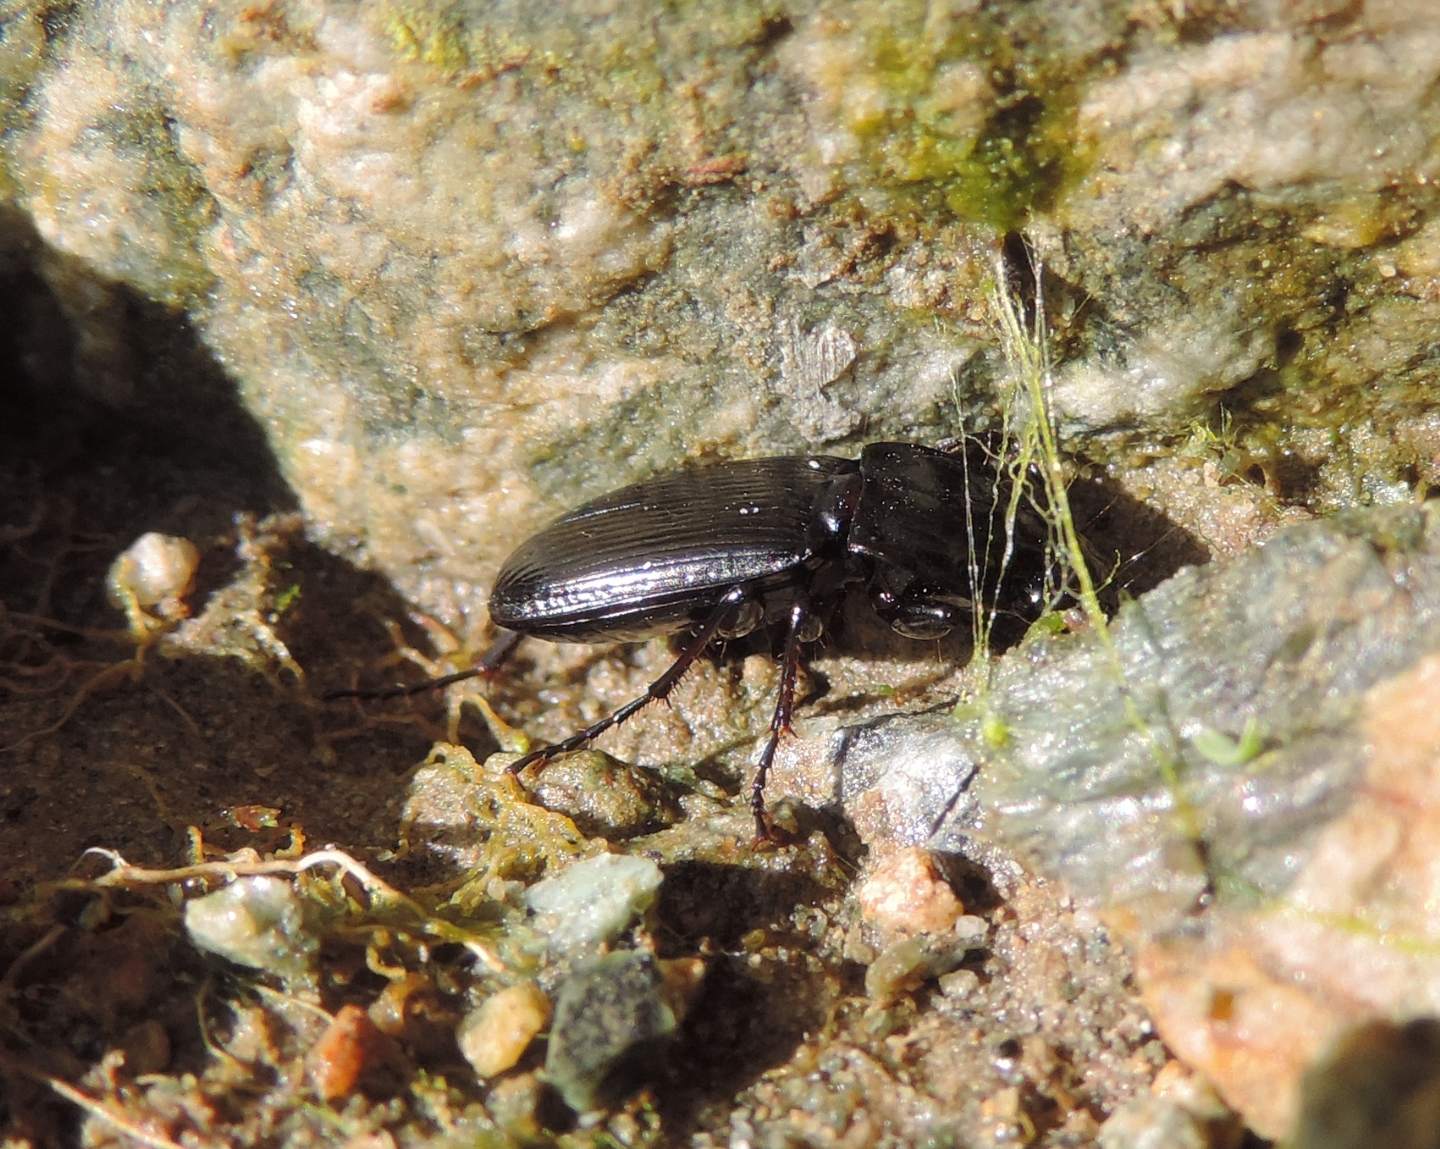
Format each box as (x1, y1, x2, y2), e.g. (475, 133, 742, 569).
(889, 603, 956, 640)
(880, 596, 961, 641)
(717, 599, 763, 639)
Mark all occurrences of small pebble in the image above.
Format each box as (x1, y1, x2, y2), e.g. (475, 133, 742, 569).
(307, 1004, 396, 1102)
(938, 968, 981, 999)
(953, 914, 989, 946)
(106, 531, 200, 614)
(457, 982, 552, 1079)
(545, 951, 681, 1112)
(524, 853, 663, 956)
(526, 751, 677, 837)
(865, 926, 987, 1003)
(856, 847, 963, 936)
(184, 876, 317, 982)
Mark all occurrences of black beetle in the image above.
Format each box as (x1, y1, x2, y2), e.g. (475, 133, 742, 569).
(493, 439, 1059, 835)
(335, 440, 1059, 838)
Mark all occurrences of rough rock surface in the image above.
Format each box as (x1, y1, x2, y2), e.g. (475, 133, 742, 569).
(4, 1, 1438, 616)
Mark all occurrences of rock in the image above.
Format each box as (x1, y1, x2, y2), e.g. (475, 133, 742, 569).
(855, 846, 964, 937)
(864, 928, 987, 1003)
(893, 503, 1440, 1139)
(525, 751, 681, 839)
(398, 743, 594, 885)
(544, 951, 700, 1112)
(1098, 1094, 1232, 1149)
(306, 1004, 400, 1103)
(105, 531, 200, 629)
(457, 982, 552, 1079)
(183, 875, 317, 983)
(524, 853, 664, 957)
(6, 4, 1435, 615)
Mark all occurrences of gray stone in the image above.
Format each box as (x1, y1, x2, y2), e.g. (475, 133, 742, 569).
(183, 875, 318, 983)
(544, 951, 681, 1113)
(524, 853, 664, 957)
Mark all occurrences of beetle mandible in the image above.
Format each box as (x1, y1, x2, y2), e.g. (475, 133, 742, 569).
(488, 439, 1058, 837)
(335, 440, 1058, 838)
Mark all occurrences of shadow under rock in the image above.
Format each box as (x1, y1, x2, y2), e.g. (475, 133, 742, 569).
(0, 212, 486, 1137)
(0, 208, 454, 873)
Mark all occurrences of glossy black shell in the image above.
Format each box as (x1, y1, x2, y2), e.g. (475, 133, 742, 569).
(489, 441, 1050, 645)
(490, 455, 860, 642)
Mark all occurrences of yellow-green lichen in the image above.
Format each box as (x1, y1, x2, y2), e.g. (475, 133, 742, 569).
(380, 3, 550, 82)
(847, 17, 1093, 231)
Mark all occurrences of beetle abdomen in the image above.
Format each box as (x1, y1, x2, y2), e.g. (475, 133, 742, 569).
(490, 456, 858, 642)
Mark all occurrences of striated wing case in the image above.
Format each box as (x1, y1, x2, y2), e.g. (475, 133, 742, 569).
(490, 455, 858, 642)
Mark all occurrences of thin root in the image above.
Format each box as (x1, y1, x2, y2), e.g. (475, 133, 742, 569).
(69, 846, 506, 974)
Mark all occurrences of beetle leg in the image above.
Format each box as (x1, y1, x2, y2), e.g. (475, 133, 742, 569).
(505, 585, 750, 776)
(324, 628, 523, 701)
(750, 594, 811, 840)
